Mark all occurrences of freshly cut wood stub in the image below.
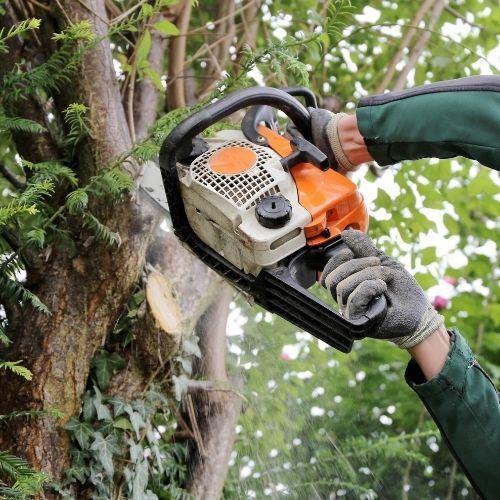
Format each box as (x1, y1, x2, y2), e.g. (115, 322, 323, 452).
(136, 270, 183, 373)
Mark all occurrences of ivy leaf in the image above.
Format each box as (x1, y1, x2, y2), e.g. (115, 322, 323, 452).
(92, 385, 112, 421)
(82, 391, 97, 422)
(172, 375, 188, 401)
(132, 459, 149, 500)
(124, 408, 145, 439)
(113, 416, 133, 431)
(92, 350, 126, 390)
(64, 417, 93, 449)
(182, 335, 201, 358)
(153, 20, 179, 36)
(90, 432, 118, 477)
(128, 439, 143, 464)
(108, 397, 132, 418)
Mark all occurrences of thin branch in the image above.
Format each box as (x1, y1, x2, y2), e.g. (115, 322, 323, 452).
(375, 0, 434, 94)
(166, 0, 192, 110)
(127, 63, 137, 142)
(183, 379, 247, 400)
(186, 394, 207, 458)
(187, 0, 260, 35)
(0, 165, 26, 190)
(445, 460, 458, 500)
(339, 23, 500, 72)
(444, 5, 481, 28)
(25, 0, 51, 13)
(393, 0, 446, 91)
(110, 0, 147, 25)
(133, 15, 167, 139)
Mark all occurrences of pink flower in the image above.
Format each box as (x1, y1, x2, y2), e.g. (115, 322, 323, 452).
(280, 351, 291, 361)
(444, 276, 457, 286)
(432, 295, 448, 311)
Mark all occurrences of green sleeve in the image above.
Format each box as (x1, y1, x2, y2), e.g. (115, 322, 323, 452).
(405, 330, 500, 499)
(356, 76, 500, 171)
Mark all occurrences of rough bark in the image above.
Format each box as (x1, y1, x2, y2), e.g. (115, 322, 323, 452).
(185, 285, 243, 500)
(0, 0, 160, 489)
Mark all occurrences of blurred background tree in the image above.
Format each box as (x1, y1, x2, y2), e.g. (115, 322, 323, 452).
(0, 0, 498, 498)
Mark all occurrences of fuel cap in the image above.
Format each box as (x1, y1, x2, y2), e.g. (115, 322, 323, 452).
(255, 196, 292, 229)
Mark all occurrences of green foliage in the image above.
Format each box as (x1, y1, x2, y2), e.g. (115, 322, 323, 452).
(0, 452, 48, 498)
(62, 103, 92, 157)
(0, 18, 40, 54)
(91, 350, 127, 390)
(1, 21, 95, 105)
(0, 360, 33, 380)
(82, 213, 121, 246)
(63, 384, 192, 500)
(0, 113, 46, 135)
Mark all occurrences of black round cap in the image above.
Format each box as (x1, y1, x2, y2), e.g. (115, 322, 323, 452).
(255, 196, 292, 229)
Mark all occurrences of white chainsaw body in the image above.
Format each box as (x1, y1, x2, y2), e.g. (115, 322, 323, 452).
(177, 130, 311, 276)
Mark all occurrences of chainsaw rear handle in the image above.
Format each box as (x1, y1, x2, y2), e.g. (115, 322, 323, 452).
(283, 238, 388, 339)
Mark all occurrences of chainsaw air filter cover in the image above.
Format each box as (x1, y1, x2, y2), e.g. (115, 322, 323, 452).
(179, 130, 311, 276)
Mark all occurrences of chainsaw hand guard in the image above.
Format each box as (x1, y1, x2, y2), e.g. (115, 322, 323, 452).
(159, 87, 387, 353)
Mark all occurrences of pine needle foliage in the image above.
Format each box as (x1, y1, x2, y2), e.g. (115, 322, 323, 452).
(0, 360, 33, 380)
(82, 213, 121, 246)
(0, 452, 48, 498)
(1, 21, 94, 106)
(0, 112, 46, 135)
(0, 18, 41, 54)
(62, 103, 92, 158)
(326, 0, 357, 43)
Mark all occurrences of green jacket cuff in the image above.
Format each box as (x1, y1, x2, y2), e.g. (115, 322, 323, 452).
(404, 330, 473, 397)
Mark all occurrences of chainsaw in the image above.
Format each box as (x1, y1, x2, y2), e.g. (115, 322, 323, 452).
(146, 87, 387, 353)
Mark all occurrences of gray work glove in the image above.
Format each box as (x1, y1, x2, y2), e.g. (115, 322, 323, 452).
(310, 108, 359, 174)
(321, 230, 444, 348)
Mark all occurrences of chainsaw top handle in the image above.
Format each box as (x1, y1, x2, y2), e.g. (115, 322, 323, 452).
(162, 87, 313, 161)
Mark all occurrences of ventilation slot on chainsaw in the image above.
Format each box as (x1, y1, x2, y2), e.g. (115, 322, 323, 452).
(190, 139, 281, 209)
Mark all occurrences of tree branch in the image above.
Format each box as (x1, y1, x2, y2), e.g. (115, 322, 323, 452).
(375, 0, 434, 94)
(0, 165, 26, 190)
(393, 0, 446, 91)
(133, 16, 167, 140)
(51, 0, 134, 179)
(166, 0, 192, 110)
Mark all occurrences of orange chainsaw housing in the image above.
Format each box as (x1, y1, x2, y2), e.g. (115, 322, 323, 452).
(257, 125, 368, 246)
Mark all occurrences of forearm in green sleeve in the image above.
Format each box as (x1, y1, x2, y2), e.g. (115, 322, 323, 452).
(356, 76, 500, 171)
(405, 330, 500, 500)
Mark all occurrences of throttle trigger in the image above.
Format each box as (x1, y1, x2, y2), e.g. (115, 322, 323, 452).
(280, 136, 329, 171)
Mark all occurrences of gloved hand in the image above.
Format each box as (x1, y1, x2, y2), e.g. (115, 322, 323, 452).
(310, 108, 359, 174)
(321, 229, 444, 348)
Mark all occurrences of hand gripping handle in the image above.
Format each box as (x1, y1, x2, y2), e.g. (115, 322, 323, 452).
(255, 238, 388, 352)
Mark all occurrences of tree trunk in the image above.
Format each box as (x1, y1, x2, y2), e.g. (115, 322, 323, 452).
(185, 285, 243, 500)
